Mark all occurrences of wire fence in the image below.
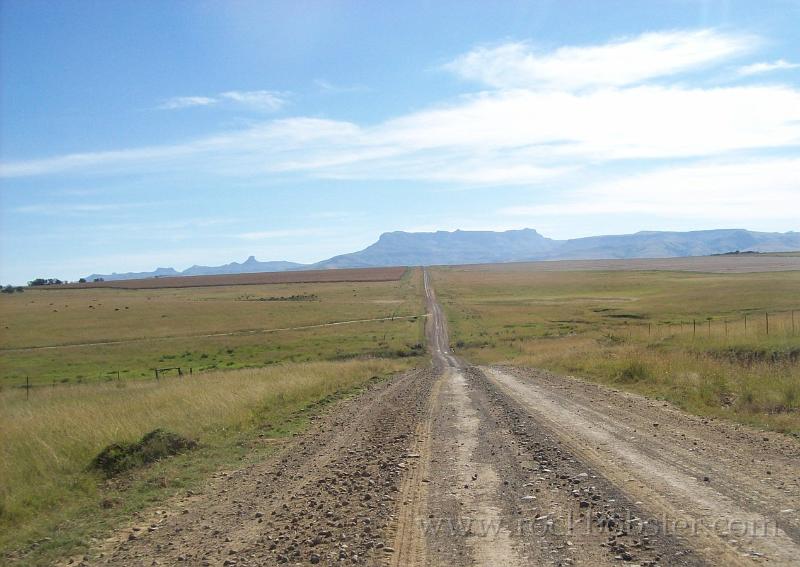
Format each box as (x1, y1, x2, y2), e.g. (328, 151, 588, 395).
(610, 309, 799, 342)
(13, 365, 199, 399)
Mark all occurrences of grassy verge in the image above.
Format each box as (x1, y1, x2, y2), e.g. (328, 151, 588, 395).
(487, 334, 799, 434)
(432, 266, 800, 435)
(0, 358, 418, 565)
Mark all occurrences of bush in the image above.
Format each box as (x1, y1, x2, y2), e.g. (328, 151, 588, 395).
(28, 278, 64, 287)
(89, 429, 197, 478)
(617, 360, 650, 382)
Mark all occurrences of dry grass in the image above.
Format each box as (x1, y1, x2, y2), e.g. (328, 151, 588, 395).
(0, 358, 415, 562)
(0, 270, 425, 385)
(432, 266, 800, 435)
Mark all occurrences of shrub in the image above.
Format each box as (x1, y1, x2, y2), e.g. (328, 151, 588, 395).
(617, 360, 650, 382)
(89, 429, 197, 478)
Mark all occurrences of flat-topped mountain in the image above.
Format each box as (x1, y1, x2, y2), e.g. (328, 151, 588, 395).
(84, 228, 800, 281)
(313, 228, 800, 268)
(314, 228, 558, 268)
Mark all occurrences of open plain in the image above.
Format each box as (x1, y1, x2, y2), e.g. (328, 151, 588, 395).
(0, 268, 423, 386)
(1, 258, 799, 566)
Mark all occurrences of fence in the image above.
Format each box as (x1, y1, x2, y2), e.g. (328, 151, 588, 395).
(613, 309, 798, 342)
(13, 366, 198, 398)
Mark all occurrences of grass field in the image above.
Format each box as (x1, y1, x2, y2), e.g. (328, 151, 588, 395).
(0, 269, 425, 386)
(432, 266, 800, 434)
(59, 266, 407, 289)
(0, 357, 417, 565)
(0, 268, 425, 564)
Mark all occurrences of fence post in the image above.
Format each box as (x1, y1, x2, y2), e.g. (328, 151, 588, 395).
(693, 319, 696, 338)
(154, 368, 159, 381)
(744, 313, 747, 335)
(725, 320, 728, 337)
(707, 319, 711, 337)
(26, 376, 30, 400)
(648, 323, 651, 336)
(792, 310, 796, 335)
(766, 312, 770, 336)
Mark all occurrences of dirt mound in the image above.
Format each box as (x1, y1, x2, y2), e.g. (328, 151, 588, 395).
(90, 429, 197, 477)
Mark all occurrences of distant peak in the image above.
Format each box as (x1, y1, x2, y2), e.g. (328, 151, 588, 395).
(244, 255, 257, 263)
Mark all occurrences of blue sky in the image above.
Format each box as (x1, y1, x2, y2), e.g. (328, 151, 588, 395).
(1, 0, 800, 284)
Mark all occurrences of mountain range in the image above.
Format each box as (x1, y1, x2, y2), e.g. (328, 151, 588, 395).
(84, 228, 800, 282)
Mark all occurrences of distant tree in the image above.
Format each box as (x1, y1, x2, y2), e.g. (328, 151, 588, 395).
(28, 278, 65, 287)
(79, 278, 87, 283)
(93, 277, 105, 282)
(1, 285, 14, 294)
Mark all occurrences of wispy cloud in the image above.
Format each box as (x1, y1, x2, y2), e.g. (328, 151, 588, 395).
(499, 157, 800, 221)
(13, 202, 151, 215)
(314, 79, 369, 94)
(444, 29, 756, 90)
(159, 90, 287, 112)
(737, 59, 800, 76)
(4, 83, 800, 183)
(3, 29, 799, 191)
(218, 90, 287, 111)
(159, 96, 218, 110)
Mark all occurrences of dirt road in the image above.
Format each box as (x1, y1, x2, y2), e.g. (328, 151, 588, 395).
(85, 270, 799, 566)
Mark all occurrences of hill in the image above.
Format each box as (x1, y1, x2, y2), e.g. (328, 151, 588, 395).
(83, 229, 800, 281)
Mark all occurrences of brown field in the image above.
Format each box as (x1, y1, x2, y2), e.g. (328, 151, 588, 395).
(450, 253, 800, 274)
(57, 266, 407, 290)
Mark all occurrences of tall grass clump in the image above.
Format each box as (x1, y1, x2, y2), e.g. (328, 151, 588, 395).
(0, 358, 413, 559)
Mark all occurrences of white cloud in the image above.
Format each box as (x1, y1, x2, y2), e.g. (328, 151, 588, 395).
(159, 96, 217, 110)
(444, 29, 756, 90)
(737, 59, 800, 76)
(371, 85, 800, 160)
(4, 83, 800, 183)
(314, 79, 369, 94)
(3, 29, 799, 193)
(158, 90, 287, 112)
(219, 90, 287, 111)
(500, 157, 800, 221)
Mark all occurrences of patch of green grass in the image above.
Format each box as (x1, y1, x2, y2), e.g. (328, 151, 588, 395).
(0, 270, 426, 386)
(432, 267, 800, 435)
